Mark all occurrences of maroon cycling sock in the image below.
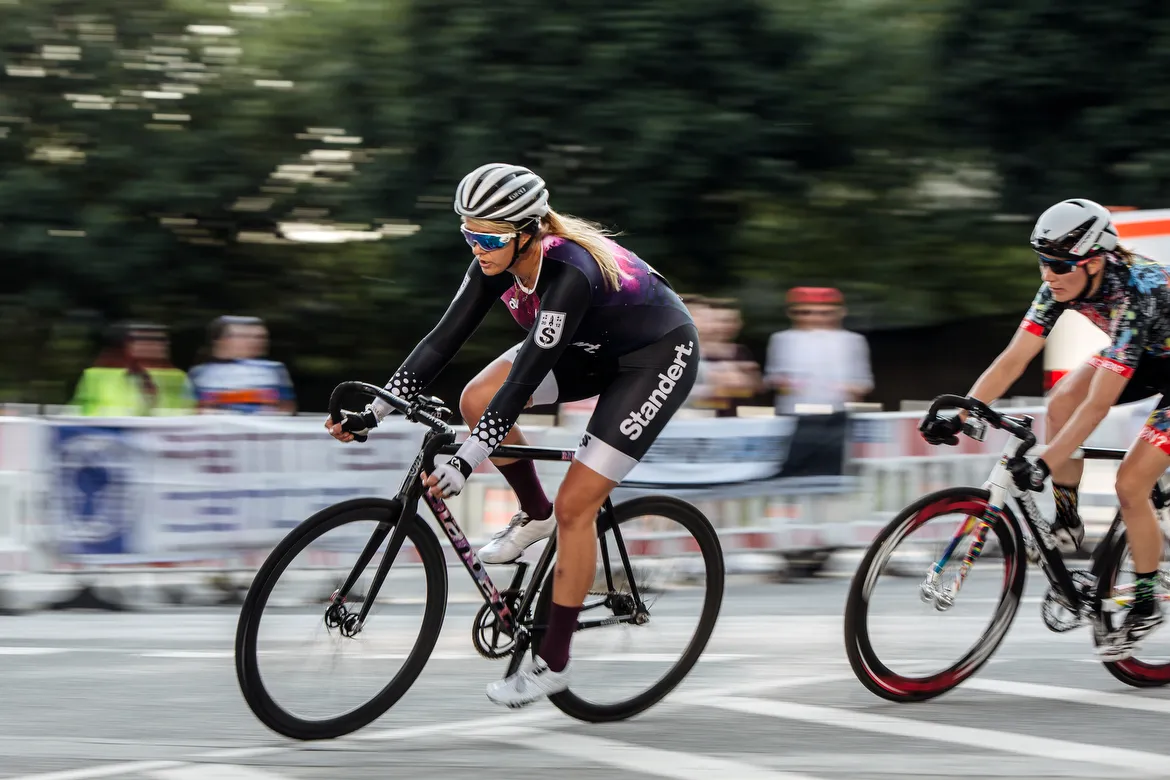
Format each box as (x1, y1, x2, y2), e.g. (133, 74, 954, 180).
(539, 602, 581, 673)
(496, 460, 553, 521)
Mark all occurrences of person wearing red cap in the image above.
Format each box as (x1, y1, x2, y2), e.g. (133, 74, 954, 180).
(764, 287, 872, 414)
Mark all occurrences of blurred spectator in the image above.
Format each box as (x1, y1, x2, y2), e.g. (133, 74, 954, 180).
(188, 315, 297, 414)
(765, 287, 873, 414)
(686, 296, 763, 417)
(70, 322, 195, 416)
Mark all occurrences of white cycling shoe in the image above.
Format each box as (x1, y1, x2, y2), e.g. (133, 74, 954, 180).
(478, 511, 556, 564)
(486, 655, 572, 708)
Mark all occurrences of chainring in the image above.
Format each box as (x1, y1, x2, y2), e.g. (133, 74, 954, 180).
(1040, 569, 1095, 633)
(472, 592, 522, 659)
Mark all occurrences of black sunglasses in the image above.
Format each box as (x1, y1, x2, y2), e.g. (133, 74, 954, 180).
(1037, 254, 1090, 275)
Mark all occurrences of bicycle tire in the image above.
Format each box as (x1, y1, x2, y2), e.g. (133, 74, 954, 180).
(531, 495, 725, 723)
(235, 497, 449, 740)
(844, 487, 1026, 703)
(1094, 519, 1170, 687)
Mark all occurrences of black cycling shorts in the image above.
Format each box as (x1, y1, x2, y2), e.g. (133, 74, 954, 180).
(1113, 355, 1170, 454)
(1117, 355, 1170, 406)
(500, 323, 700, 481)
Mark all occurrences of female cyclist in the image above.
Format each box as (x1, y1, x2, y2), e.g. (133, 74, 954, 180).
(326, 162, 699, 706)
(920, 197, 1170, 661)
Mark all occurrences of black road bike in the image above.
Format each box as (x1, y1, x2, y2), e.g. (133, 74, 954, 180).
(845, 394, 1170, 702)
(235, 381, 725, 739)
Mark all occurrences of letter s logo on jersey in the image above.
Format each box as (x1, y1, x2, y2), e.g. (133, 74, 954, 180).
(534, 311, 566, 349)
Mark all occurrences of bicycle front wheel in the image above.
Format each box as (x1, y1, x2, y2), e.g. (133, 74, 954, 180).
(531, 495, 725, 723)
(235, 498, 448, 740)
(844, 487, 1026, 702)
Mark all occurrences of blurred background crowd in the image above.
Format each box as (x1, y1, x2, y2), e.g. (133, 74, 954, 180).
(3, 0, 1162, 418)
(61, 287, 872, 419)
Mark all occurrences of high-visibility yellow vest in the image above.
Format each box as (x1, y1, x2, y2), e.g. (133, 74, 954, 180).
(69, 366, 195, 417)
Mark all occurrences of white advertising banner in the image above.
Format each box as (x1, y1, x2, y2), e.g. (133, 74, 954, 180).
(623, 416, 798, 486)
(46, 415, 425, 564)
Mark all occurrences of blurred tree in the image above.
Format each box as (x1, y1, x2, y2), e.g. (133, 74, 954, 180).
(389, 0, 851, 291)
(6, 0, 1144, 407)
(0, 0, 399, 402)
(934, 0, 1170, 214)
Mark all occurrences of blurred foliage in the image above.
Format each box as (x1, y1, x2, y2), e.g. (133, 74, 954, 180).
(934, 0, 1170, 213)
(2, 0, 1169, 405)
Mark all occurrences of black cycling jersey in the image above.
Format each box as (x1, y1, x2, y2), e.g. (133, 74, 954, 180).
(373, 235, 694, 475)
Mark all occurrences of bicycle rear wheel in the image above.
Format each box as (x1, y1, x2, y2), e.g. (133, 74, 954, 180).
(1094, 518, 1170, 687)
(235, 498, 448, 740)
(531, 495, 724, 723)
(844, 487, 1026, 702)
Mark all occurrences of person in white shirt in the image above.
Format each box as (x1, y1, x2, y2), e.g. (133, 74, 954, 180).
(765, 287, 872, 414)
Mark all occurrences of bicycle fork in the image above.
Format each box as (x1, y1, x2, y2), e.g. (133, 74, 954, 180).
(919, 509, 1001, 611)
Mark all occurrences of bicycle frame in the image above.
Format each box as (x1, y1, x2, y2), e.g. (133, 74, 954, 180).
(927, 412, 1170, 619)
(325, 382, 650, 656)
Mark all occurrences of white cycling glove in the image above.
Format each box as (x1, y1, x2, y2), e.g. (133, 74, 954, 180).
(427, 456, 474, 498)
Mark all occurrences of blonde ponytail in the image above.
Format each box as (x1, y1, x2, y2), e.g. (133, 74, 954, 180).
(540, 210, 629, 292)
(468, 209, 632, 292)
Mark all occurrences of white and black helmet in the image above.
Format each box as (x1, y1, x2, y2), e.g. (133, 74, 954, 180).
(454, 163, 550, 225)
(1030, 198, 1118, 260)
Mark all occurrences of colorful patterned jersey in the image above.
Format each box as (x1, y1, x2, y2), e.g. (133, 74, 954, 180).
(1022, 253, 1170, 379)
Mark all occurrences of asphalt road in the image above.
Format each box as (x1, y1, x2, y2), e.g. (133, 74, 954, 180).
(3, 575, 1170, 780)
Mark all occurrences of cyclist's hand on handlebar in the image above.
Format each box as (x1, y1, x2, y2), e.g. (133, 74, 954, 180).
(325, 417, 356, 443)
(421, 456, 473, 498)
(325, 405, 378, 444)
(1007, 455, 1050, 492)
(919, 414, 963, 446)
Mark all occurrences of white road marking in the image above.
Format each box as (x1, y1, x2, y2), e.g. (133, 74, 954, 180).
(137, 651, 234, 659)
(472, 726, 828, 780)
(693, 695, 1170, 773)
(675, 673, 853, 702)
(197, 673, 851, 765)
(148, 764, 291, 780)
(4, 761, 185, 780)
(965, 677, 1170, 714)
(192, 708, 556, 762)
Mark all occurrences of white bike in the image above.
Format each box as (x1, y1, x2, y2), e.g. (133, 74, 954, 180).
(844, 393, 1170, 702)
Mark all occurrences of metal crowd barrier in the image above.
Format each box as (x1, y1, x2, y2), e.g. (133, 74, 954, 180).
(0, 398, 1155, 610)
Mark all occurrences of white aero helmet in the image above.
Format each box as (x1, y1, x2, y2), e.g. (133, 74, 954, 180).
(454, 163, 550, 225)
(1030, 198, 1118, 260)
